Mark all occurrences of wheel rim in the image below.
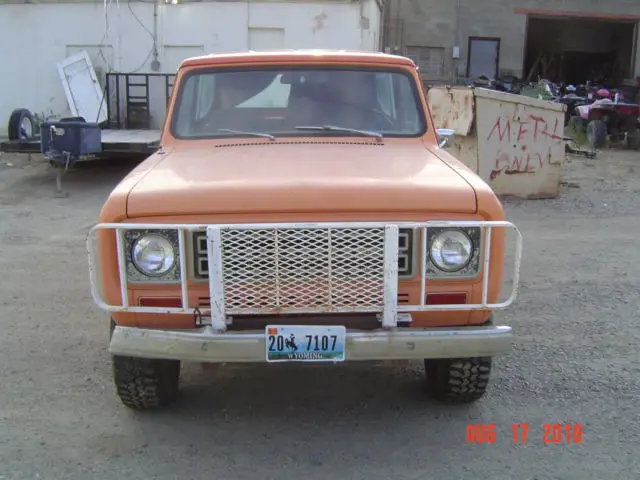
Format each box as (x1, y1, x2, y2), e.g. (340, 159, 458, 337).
(20, 117, 33, 139)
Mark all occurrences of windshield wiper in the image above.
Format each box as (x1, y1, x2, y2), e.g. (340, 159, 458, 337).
(294, 125, 383, 140)
(217, 129, 276, 141)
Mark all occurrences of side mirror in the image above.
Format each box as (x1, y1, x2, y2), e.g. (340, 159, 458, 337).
(435, 128, 455, 148)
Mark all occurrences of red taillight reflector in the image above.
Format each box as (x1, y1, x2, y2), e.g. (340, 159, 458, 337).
(139, 297, 183, 308)
(426, 293, 467, 305)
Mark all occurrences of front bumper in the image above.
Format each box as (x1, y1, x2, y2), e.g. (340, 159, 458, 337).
(109, 324, 513, 363)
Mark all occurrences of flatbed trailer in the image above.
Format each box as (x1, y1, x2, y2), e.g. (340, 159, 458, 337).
(0, 71, 173, 195)
(0, 129, 161, 159)
(2, 71, 174, 159)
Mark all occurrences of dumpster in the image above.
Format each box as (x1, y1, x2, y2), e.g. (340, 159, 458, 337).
(427, 86, 566, 199)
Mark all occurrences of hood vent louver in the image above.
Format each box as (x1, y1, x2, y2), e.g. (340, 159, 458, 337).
(214, 140, 385, 148)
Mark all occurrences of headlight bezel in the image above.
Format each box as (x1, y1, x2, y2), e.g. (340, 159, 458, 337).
(124, 229, 181, 283)
(426, 226, 482, 278)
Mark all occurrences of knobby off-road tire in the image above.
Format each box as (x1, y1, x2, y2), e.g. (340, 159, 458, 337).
(109, 320, 181, 410)
(424, 356, 492, 404)
(424, 315, 494, 404)
(586, 119, 607, 149)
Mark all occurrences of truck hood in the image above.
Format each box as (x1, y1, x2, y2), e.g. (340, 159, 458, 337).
(125, 141, 477, 217)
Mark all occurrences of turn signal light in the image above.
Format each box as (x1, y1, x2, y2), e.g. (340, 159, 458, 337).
(426, 293, 467, 305)
(139, 297, 183, 308)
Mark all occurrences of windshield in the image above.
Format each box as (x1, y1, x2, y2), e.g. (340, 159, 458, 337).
(170, 66, 426, 139)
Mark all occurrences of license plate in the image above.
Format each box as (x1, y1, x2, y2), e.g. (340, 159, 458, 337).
(265, 325, 346, 363)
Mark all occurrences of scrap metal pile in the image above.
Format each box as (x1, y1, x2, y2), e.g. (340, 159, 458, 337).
(466, 75, 640, 152)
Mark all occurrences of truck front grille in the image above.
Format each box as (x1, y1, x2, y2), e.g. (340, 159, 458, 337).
(192, 227, 415, 281)
(192, 226, 415, 312)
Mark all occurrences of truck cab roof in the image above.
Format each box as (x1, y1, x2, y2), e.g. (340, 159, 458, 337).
(179, 49, 416, 69)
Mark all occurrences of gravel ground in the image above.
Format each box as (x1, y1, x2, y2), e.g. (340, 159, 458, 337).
(0, 149, 639, 480)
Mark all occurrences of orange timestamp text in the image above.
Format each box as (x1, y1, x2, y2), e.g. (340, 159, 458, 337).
(465, 423, 583, 444)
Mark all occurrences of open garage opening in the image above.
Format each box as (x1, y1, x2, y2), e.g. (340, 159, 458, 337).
(524, 15, 638, 87)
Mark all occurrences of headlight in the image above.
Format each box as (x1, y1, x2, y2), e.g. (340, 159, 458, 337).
(429, 229, 473, 272)
(131, 234, 176, 276)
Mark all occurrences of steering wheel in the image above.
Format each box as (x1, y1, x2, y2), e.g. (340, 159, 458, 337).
(369, 107, 396, 129)
(340, 103, 395, 130)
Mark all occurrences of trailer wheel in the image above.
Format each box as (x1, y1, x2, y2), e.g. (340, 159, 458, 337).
(8, 108, 35, 140)
(586, 119, 607, 149)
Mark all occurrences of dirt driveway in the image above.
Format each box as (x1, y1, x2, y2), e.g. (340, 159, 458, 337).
(0, 149, 639, 479)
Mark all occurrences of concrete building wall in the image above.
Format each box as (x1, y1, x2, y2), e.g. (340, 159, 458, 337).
(384, 0, 640, 82)
(0, 0, 381, 137)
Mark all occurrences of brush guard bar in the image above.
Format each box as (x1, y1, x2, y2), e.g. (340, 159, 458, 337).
(87, 221, 523, 328)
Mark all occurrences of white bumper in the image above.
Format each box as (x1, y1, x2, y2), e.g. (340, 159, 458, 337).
(109, 324, 513, 363)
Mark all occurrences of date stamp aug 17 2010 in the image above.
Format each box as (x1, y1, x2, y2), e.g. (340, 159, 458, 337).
(466, 424, 583, 444)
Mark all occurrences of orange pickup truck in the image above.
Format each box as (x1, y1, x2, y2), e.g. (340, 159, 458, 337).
(87, 50, 522, 410)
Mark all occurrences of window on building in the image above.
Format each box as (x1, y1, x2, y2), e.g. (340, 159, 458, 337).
(467, 37, 500, 79)
(405, 46, 445, 78)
